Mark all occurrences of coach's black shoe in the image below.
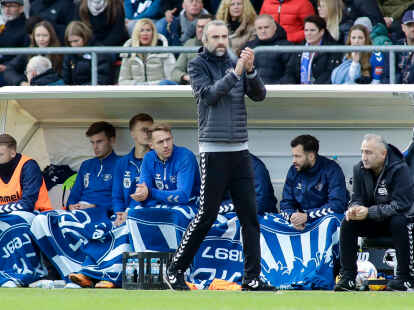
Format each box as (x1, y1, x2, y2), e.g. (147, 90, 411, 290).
(163, 266, 189, 291)
(334, 276, 356, 291)
(241, 277, 277, 291)
(386, 277, 414, 291)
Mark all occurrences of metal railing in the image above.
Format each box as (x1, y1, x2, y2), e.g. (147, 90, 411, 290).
(1, 44, 413, 85)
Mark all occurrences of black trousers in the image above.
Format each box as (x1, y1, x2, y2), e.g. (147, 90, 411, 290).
(170, 150, 261, 280)
(339, 215, 414, 279)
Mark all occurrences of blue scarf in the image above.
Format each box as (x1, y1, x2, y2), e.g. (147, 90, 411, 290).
(300, 41, 320, 84)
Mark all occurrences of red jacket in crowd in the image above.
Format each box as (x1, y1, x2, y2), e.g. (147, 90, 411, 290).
(260, 0, 315, 43)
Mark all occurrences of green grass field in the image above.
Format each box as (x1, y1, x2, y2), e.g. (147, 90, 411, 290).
(1, 289, 414, 310)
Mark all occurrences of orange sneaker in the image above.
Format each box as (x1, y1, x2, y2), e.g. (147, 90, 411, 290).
(95, 281, 115, 288)
(69, 273, 93, 288)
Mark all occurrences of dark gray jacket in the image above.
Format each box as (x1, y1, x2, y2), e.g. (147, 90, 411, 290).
(188, 47, 266, 143)
(350, 144, 414, 221)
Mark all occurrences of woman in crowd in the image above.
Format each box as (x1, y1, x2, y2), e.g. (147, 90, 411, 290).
(4, 20, 63, 86)
(317, 0, 353, 43)
(281, 15, 342, 84)
(331, 24, 385, 84)
(62, 21, 113, 85)
(77, 0, 129, 46)
(118, 18, 176, 85)
(215, 0, 256, 56)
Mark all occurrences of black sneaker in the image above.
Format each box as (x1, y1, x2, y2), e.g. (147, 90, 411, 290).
(386, 278, 414, 291)
(163, 266, 189, 291)
(334, 276, 356, 291)
(241, 277, 277, 291)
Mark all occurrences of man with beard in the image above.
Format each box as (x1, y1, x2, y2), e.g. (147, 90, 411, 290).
(335, 134, 414, 291)
(280, 135, 348, 230)
(0, 0, 29, 86)
(164, 20, 276, 291)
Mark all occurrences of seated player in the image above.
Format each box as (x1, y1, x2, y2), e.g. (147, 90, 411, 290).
(0, 133, 52, 287)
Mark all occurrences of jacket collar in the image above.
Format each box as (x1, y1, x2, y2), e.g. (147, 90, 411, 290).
(302, 155, 322, 176)
(155, 145, 176, 164)
(98, 150, 117, 163)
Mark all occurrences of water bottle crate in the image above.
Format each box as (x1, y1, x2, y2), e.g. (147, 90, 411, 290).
(122, 252, 172, 290)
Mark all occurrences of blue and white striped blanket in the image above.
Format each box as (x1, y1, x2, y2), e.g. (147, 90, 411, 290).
(128, 206, 343, 290)
(0, 212, 47, 286)
(30, 210, 131, 286)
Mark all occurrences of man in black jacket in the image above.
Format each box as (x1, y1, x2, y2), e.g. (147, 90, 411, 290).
(164, 20, 276, 292)
(335, 134, 414, 292)
(245, 14, 291, 84)
(0, 0, 29, 86)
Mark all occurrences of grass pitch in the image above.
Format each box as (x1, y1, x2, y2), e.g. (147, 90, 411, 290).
(1, 289, 413, 310)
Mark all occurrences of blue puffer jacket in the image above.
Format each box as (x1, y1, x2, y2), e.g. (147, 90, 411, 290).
(279, 155, 348, 222)
(112, 148, 144, 213)
(67, 152, 119, 219)
(136, 145, 201, 207)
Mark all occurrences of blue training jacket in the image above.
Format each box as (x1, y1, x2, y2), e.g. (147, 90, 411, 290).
(112, 148, 144, 213)
(279, 155, 348, 222)
(67, 151, 119, 218)
(135, 145, 201, 207)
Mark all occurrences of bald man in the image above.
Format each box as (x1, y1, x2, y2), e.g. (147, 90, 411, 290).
(335, 134, 414, 292)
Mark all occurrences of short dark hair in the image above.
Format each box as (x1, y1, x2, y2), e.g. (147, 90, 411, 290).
(197, 13, 214, 21)
(290, 135, 319, 154)
(148, 123, 172, 140)
(0, 134, 17, 150)
(304, 15, 327, 31)
(129, 113, 154, 130)
(86, 121, 116, 139)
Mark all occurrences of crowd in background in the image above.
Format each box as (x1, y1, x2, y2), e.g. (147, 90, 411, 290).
(1, 0, 414, 86)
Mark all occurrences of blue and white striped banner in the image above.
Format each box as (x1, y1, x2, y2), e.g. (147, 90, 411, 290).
(30, 210, 131, 287)
(0, 211, 47, 286)
(128, 205, 343, 290)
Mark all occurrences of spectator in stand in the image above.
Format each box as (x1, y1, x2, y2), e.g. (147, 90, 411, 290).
(216, 0, 256, 56)
(25, 55, 64, 85)
(342, 0, 384, 26)
(0, 0, 30, 86)
(281, 15, 341, 84)
(379, 1, 414, 43)
(5, 20, 62, 86)
(156, 0, 209, 46)
(331, 24, 384, 84)
(244, 14, 291, 84)
(76, 0, 129, 46)
(118, 18, 176, 85)
(317, 0, 353, 43)
(112, 113, 154, 227)
(29, 0, 75, 42)
(396, 10, 414, 84)
(171, 13, 213, 85)
(205, 0, 263, 15)
(62, 21, 113, 85)
(259, 0, 315, 43)
(124, 0, 166, 35)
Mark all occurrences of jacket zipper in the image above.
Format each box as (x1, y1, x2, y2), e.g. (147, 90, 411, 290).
(278, 1, 283, 22)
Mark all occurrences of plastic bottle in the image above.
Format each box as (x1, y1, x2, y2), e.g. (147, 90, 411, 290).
(125, 259, 135, 282)
(151, 258, 160, 275)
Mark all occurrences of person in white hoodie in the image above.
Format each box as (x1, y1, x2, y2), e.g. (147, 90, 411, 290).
(118, 18, 176, 85)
